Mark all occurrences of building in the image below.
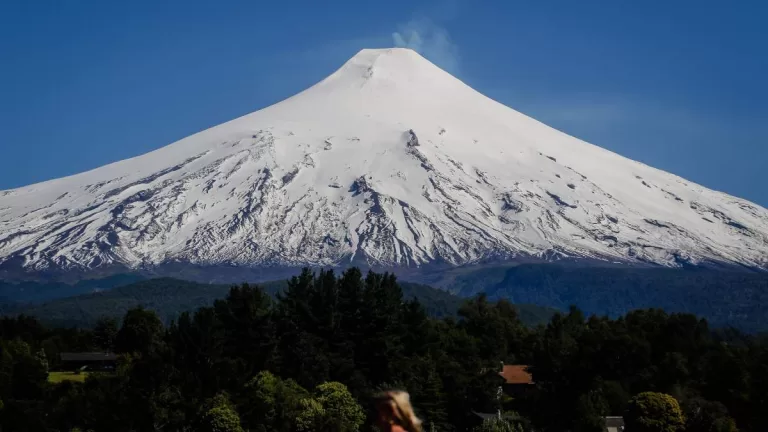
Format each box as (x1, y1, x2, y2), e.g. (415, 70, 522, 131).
(60, 352, 117, 371)
(498, 364, 534, 396)
(604, 416, 625, 432)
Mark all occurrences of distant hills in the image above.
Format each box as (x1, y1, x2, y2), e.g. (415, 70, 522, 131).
(438, 264, 768, 332)
(1, 275, 557, 329)
(0, 273, 143, 305)
(2, 263, 767, 331)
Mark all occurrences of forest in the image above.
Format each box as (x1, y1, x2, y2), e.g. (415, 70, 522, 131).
(6, 277, 555, 330)
(1, 267, 766, 431)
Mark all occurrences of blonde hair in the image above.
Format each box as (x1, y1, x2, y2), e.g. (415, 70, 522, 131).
(375, 390, 423, 432)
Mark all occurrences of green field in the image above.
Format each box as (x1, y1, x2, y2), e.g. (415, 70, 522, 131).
(48, 371, 90, 383)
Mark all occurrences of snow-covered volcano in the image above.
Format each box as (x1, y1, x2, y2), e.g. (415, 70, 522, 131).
(1, 48, 767, 275)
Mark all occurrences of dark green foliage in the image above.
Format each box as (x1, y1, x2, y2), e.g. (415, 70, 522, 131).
(0, 268, 766, 431)
(7, 264, 768, 331)
(9, 276, 556, 329)
(199, 393, 244, 432)
(0, 273, 144, 307)
(625, 392, 685, 432)
(1, 340, 48, 398)
(0, 339, 50, 430)
(304, 381, 365, 432)
(114, 307, 163, 355)
(213, 283, 275, 381)
(520, 305, 762, 432)
(601, 380, 631, 417)
(92, 316, 118, 351)
(574, 389, 609, 432)
(472, 417, 524, 432)
(9, 278, 238, 327)
(683, 398, 739, 432)
(240, 371, 308, 431)
(449, 264, 768, 331)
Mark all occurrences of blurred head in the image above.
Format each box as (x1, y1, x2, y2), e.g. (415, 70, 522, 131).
(374, 390, 423, 432)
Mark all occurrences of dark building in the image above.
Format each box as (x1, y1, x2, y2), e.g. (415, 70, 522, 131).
(604, 416, 625, 432)
(60, 352, 117, 371)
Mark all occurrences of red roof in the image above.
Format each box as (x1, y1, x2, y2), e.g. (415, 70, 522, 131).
(499, 365, 533, 385)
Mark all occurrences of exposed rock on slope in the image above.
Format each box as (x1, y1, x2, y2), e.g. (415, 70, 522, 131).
(1, 48, 766, 275)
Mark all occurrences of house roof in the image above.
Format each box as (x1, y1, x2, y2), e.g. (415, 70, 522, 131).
(499, 365, 534, 385)
(60, 352, 117, 362)
(604, 416, 625, 428)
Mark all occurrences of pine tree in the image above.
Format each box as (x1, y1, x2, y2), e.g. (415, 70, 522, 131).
(92, 317, 118, 352)
(214, 282, 275, 379)
(115, 307, 163, 356)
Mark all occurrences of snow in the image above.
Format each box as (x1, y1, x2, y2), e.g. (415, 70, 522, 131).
(1, 48, 767, 273)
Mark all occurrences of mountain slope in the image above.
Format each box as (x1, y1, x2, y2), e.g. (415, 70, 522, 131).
(1, 48, 766, 275)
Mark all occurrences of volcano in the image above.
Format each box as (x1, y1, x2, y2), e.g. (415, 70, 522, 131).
(1, 48, 766, 278)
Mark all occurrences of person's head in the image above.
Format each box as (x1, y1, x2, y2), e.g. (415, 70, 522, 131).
(374, 390, 422, 432)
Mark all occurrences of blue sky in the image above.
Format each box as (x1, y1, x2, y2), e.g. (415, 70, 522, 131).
(1, 0, 766, 206)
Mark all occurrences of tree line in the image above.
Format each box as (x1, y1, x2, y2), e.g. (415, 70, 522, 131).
(0, 267, 767, 431)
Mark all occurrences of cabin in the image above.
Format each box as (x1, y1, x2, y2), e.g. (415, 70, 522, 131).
(60, 352, 117, 372)
(604, 416, 625, 432)
(498, 364, 534, 396)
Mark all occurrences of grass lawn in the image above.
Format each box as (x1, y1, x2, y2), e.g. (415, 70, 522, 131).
(48, 371, 90, 383)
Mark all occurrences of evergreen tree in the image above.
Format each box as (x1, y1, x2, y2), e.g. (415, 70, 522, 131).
(406, 356, 449, 431)
(336, 267, 369, 394)
(357, 271, 404, 385)
(115, 307, 163, 356)
(274, 268, 331, 388)
(573, 388, 609, 432)
(214, 283, 275, 381)
(93, 317, 119, 352)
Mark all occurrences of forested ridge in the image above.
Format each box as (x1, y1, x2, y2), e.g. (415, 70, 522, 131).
(4, 277, 556, 329)
(1, 267, 767, 431)
(5, 264, 767, 332)
(443, 264, 768, 332)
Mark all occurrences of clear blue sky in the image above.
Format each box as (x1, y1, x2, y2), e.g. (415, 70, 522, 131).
(1, 0, 766, 206)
